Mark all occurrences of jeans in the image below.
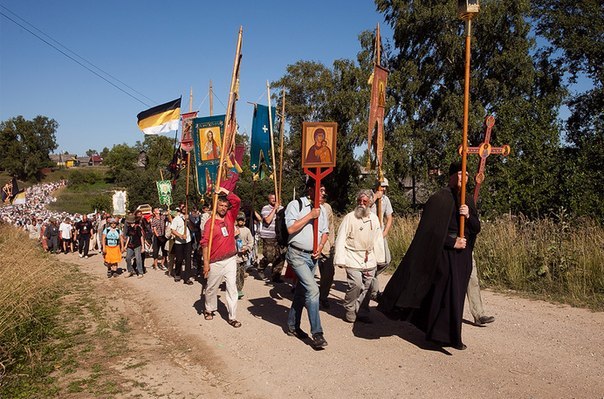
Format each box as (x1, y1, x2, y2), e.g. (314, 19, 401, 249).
(78, 234, 90, 257)
(286, 246, 323, 335)
(126, 246, 143, 275)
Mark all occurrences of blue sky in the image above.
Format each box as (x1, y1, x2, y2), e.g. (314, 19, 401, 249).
(0, 0, 390, 156)
(0, 1, 594, 157)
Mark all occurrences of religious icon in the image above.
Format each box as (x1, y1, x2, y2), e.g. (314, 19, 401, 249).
(378, 81, 386, 107)
(181, 119, 194, 152)
(200, 128, 221, 161)
(301, 122, 337, 168)
(112, 190, 127, 215)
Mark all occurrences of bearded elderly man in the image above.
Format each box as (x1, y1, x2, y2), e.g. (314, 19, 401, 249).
(334, 189, 385, 323)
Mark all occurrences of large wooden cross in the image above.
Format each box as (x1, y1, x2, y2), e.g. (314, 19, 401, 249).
(459, 115, 511, 203)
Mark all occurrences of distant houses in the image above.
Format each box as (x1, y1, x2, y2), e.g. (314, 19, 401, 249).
(49, 153, 103, 168)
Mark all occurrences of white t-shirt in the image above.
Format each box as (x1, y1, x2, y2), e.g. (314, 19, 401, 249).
(59, 222, 72, 239)
(171, 214, 191, 244)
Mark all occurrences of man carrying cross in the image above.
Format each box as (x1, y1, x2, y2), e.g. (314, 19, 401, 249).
(379, 162, 481, 350)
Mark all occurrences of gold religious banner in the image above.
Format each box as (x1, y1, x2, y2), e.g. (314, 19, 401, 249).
(368, 65, 388, 167)
(301, 122, 337, 169)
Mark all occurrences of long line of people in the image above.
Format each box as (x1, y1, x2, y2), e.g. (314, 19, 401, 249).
(3, 172, 494, 352)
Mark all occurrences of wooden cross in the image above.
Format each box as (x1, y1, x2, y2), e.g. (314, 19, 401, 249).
(458, 115, 511, 203)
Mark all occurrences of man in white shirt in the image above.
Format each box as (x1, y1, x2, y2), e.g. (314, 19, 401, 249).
(334, 189, 385, 323)
(171, 207, 193, 284)
(259, 193, 285, 282)
(59, 217, 74, 253)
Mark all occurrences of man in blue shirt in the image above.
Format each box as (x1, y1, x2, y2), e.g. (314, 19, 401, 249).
(285, 179, 329, 349)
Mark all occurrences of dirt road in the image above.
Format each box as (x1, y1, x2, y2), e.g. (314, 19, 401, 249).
(71, 252, 603, 398)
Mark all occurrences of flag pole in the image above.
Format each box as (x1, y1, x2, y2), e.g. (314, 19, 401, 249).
(278, 89, 286, 203)
(266, 81, 279, 204)
(373, 23, 384, 226)
(209, 80, 213, 116)
(185, 88, 194, 216)
(206, 26, 243, 264)
(459, 17, 473, 238)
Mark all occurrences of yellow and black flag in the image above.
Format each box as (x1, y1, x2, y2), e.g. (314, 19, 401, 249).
(137, 98, 181, 135)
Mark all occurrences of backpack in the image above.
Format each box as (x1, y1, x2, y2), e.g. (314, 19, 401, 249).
(275, 198, 303, 247)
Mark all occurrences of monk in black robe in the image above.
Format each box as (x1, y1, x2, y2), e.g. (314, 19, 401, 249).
(378, 162, 480, 350)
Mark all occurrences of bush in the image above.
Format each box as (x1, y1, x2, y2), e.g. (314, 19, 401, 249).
(90, 194, 112, 214)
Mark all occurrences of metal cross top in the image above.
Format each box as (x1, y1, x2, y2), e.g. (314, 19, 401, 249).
(458, 115, 511, 203)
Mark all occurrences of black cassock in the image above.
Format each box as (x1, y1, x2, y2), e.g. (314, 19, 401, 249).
(378, 186, 480, 348)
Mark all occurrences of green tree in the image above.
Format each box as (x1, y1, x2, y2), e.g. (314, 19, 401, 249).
(532, 0, 604, 221)
(85, 149, 97, 157)
(273, 58, 371, 213)
(0, 115, 58, 181)
(376, 0, 566, 217)
(103, 143, 138, 181)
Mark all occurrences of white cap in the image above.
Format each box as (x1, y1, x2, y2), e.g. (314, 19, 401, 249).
(381, 178, 389, 187)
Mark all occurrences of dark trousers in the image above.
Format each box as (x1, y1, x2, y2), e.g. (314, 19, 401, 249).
(318, 253, 335, 302)
(152, 235, 167, 259)
(173, 242, 192, 281)
(78, 235, 90, 256)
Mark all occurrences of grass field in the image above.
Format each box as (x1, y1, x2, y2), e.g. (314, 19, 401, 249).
(387, 213, 604, 310)
(0, 225, 141, 397)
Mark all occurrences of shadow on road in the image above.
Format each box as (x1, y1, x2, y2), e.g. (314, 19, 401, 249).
(351, 306, 452, 355)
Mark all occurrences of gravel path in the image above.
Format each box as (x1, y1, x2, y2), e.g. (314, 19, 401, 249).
(72, 252, 604, 399)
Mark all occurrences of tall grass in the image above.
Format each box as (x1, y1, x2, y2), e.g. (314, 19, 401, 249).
(0, 224, 69, 389)
(387, 212, 604, 310)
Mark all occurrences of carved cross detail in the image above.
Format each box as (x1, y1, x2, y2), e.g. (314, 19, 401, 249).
(458, 115, 511, 203)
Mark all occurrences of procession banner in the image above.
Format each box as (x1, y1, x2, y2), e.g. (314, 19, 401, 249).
(156, 180, 173, 206)
(180, 111, 198, 153)
(250, 104, 276, 180)
(112, 190, 127, 215)
(192, 115, 225, 194)
(367, 65, 388, 167)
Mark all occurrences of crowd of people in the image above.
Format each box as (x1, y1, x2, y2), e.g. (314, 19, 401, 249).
(1, 165, 495, 352)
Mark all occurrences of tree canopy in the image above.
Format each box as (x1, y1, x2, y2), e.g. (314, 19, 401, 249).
(0, 115, 58, 181)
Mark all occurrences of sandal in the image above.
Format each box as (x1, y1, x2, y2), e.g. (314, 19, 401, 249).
(228, 319, 242, 328)
(204, 312, 214, 320)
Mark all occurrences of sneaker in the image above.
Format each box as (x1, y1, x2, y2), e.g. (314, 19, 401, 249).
(84, 255, 88, 259)
(184, 279, 194, 285)
(287, 327, 309, 340)
(237, 291, 244, 299)
(474, 315, 495, 326)
(126, 272, 135, 278)
(79, 253, 83, 258)
(106, 272, 112, 278)
(137, 274, 144, 279)
(311, 333, 328, 349)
